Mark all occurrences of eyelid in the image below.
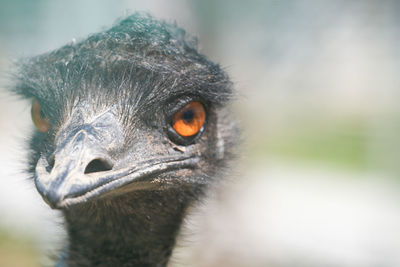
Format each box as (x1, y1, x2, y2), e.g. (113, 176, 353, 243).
(166, 96, 204, 118)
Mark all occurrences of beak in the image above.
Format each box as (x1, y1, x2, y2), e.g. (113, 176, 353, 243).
(34, 110, 199, 209)
(34, 110, 124, 208)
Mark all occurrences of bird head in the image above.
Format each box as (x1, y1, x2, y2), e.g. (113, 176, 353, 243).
(13, 14, 236, 209)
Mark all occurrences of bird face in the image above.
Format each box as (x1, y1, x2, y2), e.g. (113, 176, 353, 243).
(15, 14, 235, 210)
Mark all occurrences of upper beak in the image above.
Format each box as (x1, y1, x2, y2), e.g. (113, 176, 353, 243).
(34, 111, 124, 209)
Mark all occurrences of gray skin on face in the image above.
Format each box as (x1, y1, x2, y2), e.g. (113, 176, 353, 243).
(13, 13, 236, 266)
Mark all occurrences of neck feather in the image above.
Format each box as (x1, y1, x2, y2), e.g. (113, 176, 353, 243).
(61, 188, 196, 266)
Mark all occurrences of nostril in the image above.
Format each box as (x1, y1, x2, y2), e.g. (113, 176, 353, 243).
(84, 158, 113, 174)
(46, 155, 55, 173)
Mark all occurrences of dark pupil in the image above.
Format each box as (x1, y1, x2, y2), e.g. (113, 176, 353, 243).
(40, 109, 46, 119)
(182, 109, 194, 123)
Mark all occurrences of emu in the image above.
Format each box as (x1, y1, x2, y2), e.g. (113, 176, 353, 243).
(12, 14, 236, 266)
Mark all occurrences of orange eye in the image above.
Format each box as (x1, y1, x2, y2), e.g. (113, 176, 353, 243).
(31, 100, 50, 133)
(172, 101, 206, 137)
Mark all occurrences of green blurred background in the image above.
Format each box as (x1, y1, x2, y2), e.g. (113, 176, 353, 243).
(0, 0, 400, 266)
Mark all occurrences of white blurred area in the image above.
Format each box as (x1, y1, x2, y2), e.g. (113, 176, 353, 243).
(172, 163, 400, 267)
(0, 0, 400, 266)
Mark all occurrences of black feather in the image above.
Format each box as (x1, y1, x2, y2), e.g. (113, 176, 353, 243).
(11, 13, 237, 266)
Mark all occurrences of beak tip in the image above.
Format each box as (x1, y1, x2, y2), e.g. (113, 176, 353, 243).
(35, 165, 68, 209)
(40, 191, 64, 209)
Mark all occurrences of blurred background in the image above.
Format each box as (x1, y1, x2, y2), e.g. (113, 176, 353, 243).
(1, 0, 400, 266)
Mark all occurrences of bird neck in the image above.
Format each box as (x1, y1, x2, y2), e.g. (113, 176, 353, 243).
(61, 188, 194, 266)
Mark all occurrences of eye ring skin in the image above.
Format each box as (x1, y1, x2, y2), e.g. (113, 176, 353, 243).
(166, 98, 208, 146)
(31, 99, 51, 133)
